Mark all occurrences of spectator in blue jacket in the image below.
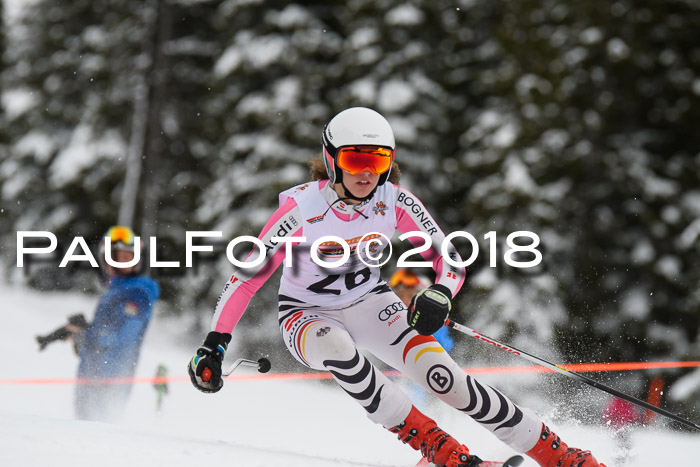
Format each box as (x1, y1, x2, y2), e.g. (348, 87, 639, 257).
(70, 225, 160, 421)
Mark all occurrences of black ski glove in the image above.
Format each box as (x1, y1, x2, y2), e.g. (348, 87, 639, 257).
(188, 331, 232, 393)
(407, 284, 452, 336)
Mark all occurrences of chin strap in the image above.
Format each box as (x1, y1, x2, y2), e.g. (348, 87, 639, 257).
(340, 181, 378, 203)
(325, 184, 372, 219)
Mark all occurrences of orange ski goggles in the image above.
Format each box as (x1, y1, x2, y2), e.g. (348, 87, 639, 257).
(106, 225, 135, 247)
(336, 146, 394, 175)
(389, 269, 421, 288)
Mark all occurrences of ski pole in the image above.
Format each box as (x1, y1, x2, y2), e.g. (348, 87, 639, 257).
(223, 357, 272, 377)
(201, 357, 271, 382)
(446, 319, 700, 431)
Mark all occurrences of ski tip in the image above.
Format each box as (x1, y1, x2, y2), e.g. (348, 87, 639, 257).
(503, 455, 524, 467)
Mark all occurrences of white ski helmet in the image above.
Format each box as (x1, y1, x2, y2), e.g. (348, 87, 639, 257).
(322, 107, 396, 187)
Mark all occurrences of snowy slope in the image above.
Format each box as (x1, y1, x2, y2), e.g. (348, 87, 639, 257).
(1, 282, 698, 467)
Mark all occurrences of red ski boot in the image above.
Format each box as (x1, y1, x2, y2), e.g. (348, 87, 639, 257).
(525, 424, 607, 467)
(389, 406, 478, 467)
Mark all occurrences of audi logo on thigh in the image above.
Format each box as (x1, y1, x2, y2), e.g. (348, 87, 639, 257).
(378, 301, 405, 321)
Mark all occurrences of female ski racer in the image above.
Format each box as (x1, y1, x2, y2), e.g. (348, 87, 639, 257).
(188, 107, 606, 467)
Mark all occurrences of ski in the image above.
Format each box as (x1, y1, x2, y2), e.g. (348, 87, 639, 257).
(500, 456, 525, 467)
(415, 454, 524, 467)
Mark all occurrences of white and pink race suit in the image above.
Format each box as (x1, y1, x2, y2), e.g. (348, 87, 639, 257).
(210, 179, 542, 453)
